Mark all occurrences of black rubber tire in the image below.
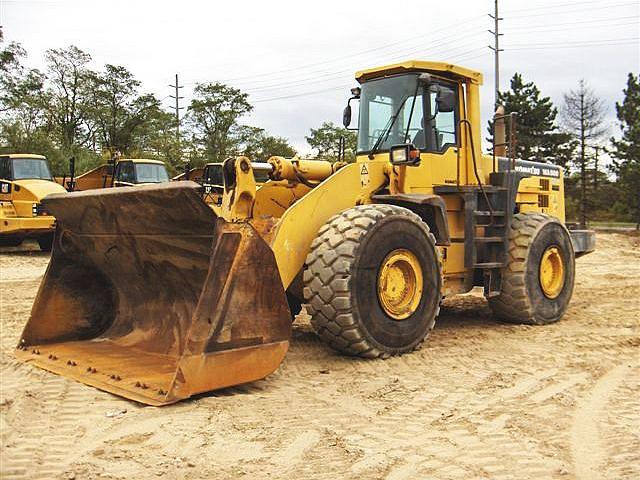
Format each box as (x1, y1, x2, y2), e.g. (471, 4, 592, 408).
(37, 232, 54, 252)
(303, 204, 442, 358)
(488, 213, 576, 325)
(0, 237, 23, 247)
(286, 291, 303, 318)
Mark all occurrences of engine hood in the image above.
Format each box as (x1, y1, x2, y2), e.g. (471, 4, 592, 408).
(12, 179, 67, 201)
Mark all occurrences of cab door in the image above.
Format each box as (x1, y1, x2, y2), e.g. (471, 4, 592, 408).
(414, 79, 462, 190)
(396, 79, 463, 192)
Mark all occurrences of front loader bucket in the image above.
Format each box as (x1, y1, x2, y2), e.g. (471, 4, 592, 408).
(15, 182, 291, 405)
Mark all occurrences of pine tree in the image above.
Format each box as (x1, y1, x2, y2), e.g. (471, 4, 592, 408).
(487, 73, 573, 167)
(562, 80, 607, 228)
(611, 73, 640, 229)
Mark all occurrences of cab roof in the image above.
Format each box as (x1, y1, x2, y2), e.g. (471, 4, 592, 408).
(355, 60, 483, 85)
(119, 158, 166, 165)
(2, 153, 47, 159)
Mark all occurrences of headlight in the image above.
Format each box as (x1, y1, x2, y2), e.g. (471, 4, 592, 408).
(389, 144, 420, 166)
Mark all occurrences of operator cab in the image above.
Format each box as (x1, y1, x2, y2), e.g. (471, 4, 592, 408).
(0, 155, 54, 182)
(113, 160, 169, 186)
(202, 163, 224, 193)
(343, 61, 480, 166)
(202, 162, 270, 193)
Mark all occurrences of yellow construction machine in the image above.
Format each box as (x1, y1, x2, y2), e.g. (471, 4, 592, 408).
(200, 162, 272, 211)
(16, 60, 595, 405)
(1, 154, 67, 250)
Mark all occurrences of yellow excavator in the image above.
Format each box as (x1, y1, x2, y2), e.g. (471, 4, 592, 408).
(16, 60, 595, 405)
(1, 154, 67, 250)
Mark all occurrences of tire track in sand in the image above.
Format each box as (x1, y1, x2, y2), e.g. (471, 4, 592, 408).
(1, 363, 123, 480)
(571, 363, 633, 480)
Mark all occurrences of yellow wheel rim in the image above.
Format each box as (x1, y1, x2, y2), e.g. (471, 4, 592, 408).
(377, 249, 423, 320)
(539, 246, 565, 299)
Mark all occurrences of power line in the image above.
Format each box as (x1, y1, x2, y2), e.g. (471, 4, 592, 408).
(507, 36, 639, 47)
(180, 3, 637, 106)
(182, 4, 636, 96)
(182, 14, 487, 86)
(502, 15, 639, 34)
(248, 32, 635, 105)
(240, 33, 488, 94)
(507, 1, 638, 19)
(506, 40, 638, 50)
(241, 1, 635, 86)
(502, 0, 633, 14)
(251, 83, 352, 103)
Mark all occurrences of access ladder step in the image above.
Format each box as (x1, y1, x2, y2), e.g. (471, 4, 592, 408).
(474, 210, 505, 217)
(474, 237, 504, 243)
(474, 262, 505, 269)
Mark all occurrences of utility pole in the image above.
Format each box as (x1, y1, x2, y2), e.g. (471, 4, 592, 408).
(169, 74, 184, 157)
(488, 0, 504, 109)
(593, 146, 599, 192)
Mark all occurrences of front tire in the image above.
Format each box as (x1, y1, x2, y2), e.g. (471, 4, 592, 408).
(37, 232, 54, 252)
(303, 205, 442, 358)
(488, 213, 575, 325)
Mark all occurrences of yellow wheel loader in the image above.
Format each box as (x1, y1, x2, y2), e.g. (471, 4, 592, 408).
(1, 154, 67, 251)
(16, 60, 595, 405)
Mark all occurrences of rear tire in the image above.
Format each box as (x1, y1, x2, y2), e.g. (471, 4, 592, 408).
(0, 237, 23, 247)
(303, 205, 442, 358)
(488, 213, 575, 325)
(37, 233, 54, 252)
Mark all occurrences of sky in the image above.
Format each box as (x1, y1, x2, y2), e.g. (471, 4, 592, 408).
(1, 0, 638, 159)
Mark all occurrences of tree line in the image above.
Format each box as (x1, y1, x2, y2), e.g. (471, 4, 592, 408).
(0, 38, 356, 176)
(1, 36, 636, 227)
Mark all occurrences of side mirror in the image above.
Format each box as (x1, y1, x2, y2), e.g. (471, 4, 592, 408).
(437, 88, 456, 113)
(389, 143, 420, 166)
(343, 104, 352, 128)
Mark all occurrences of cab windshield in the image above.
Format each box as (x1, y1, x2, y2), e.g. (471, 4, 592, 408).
(134, 163, 169, 183)
(11, 158, 53, 180)
(203, 164, 223, 185)
(357, 74, 424, 153)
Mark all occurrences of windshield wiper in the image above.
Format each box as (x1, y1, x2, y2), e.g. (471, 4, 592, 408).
(367, 79, 422, 159)
(368, 95, 410, 159)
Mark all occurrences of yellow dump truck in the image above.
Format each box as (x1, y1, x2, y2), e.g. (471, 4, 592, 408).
(60, 158, 170, 191)
(172, 166, 204, 182)
(0, 154, 66, 250)
(17, 60, 595, 405)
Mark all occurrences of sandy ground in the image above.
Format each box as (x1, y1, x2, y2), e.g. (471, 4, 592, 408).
(0, 234, 638, 480)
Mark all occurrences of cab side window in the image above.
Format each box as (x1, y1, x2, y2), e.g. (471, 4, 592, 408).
(115, 162, 135, 183)
(425, 82, 458, 153)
